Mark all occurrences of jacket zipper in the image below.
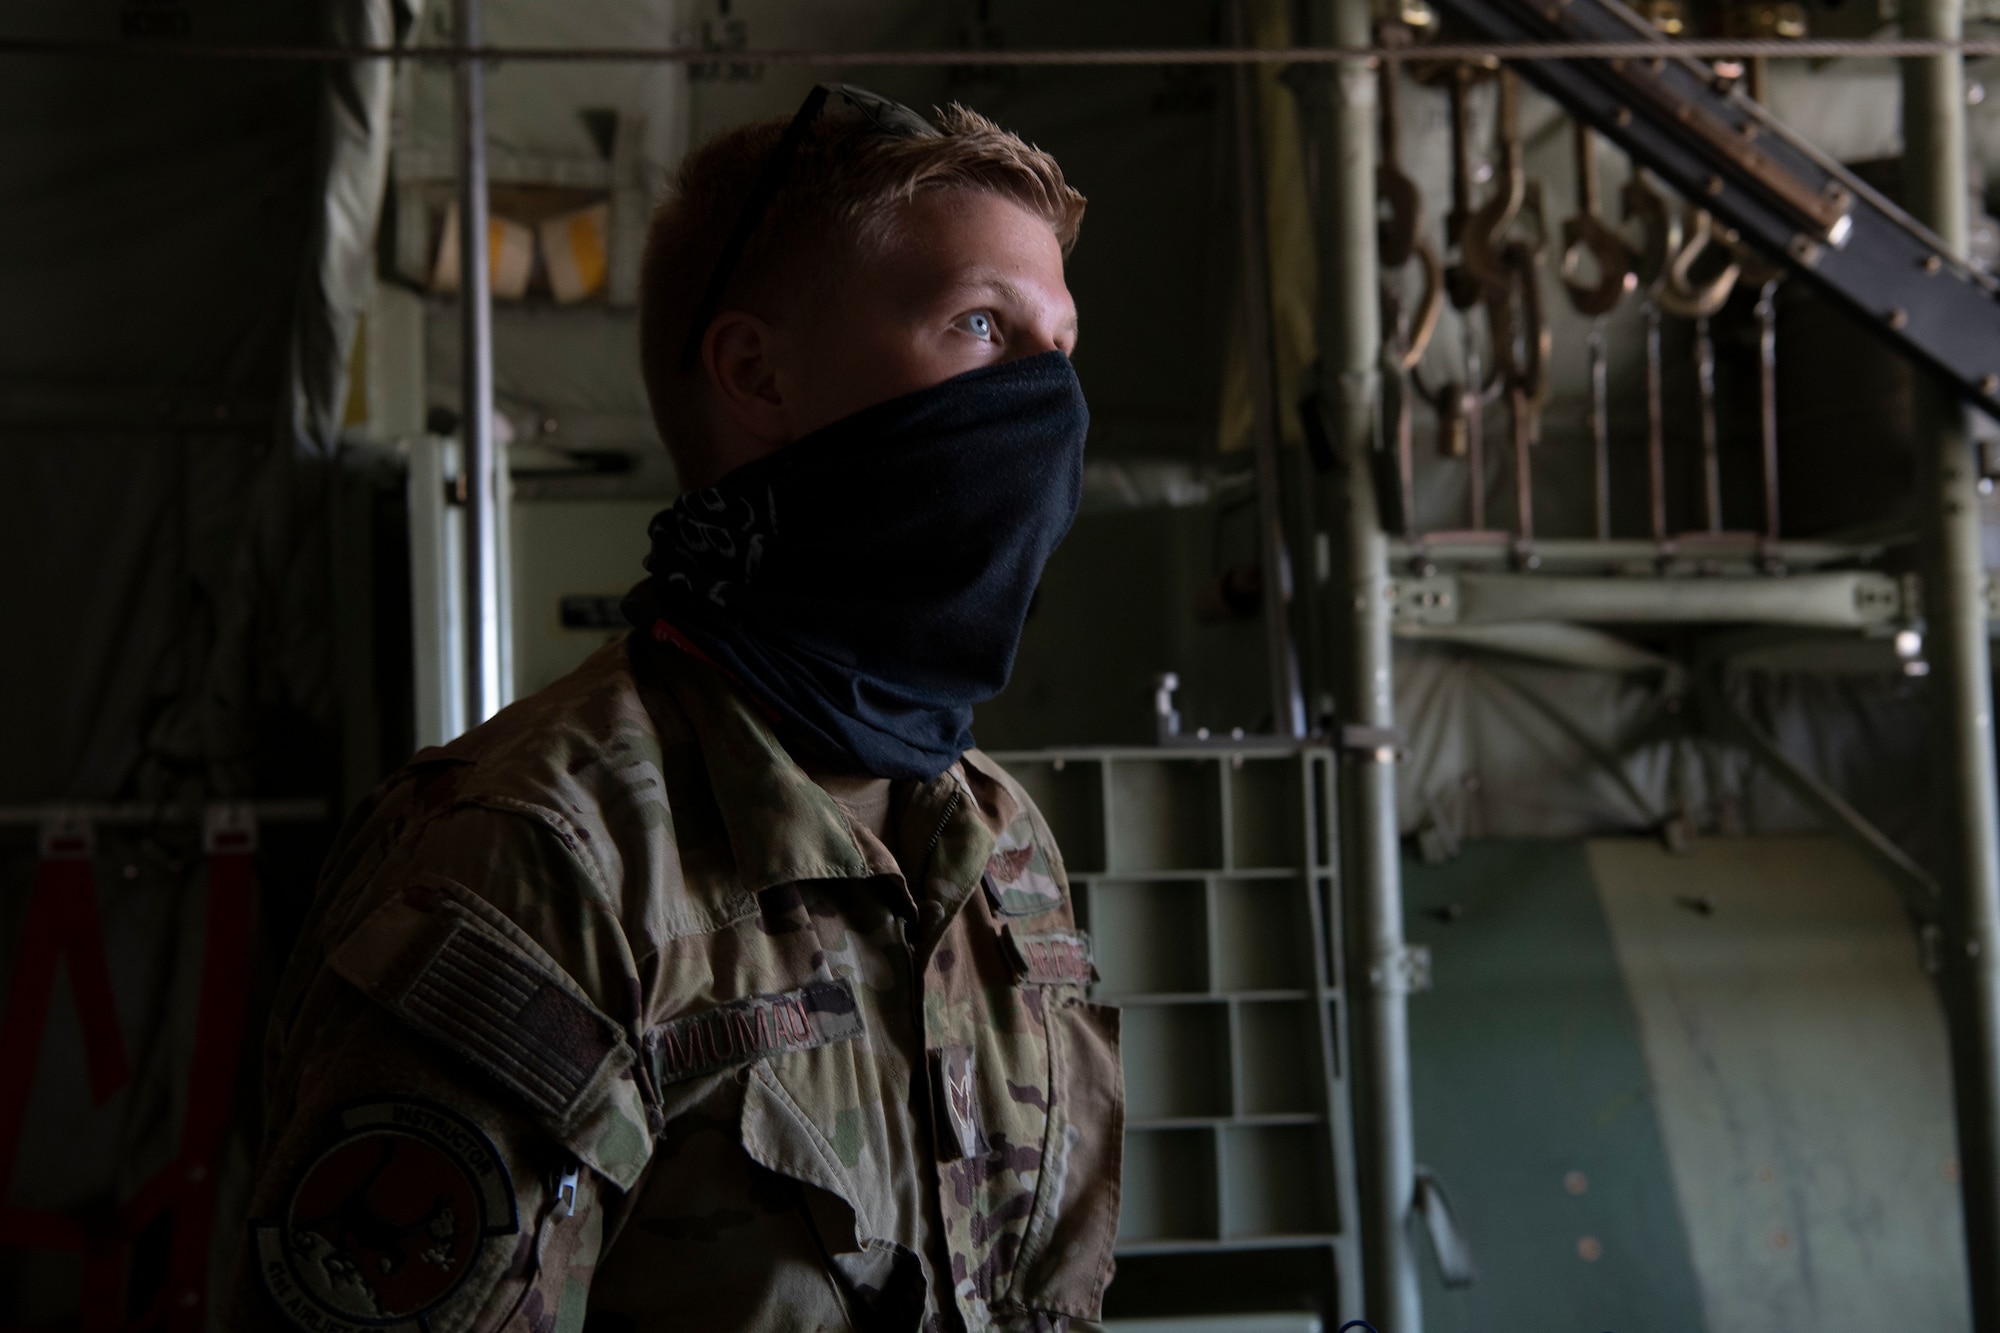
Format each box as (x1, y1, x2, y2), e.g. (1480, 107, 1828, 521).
(912, 779, 965, 1325)
(923, 785, 964, 865)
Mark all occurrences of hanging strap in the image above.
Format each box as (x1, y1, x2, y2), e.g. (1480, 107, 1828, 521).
(162, 803, 259, 1333)
(0, 817, 130, 1203)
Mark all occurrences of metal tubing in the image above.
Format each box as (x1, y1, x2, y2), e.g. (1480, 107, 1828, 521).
(457, 0, 502, 726)
(1395, 379, 1420, 543)
(1707, 678, 1941, 917)
(1230, 2, 1308, 740)
(1904, 0, 2000, 1317)
(1510, 385, 1535, 547)
(1308, 0, 1421, 1322)
(1756, 280, 1781, 541)
(1589, 318, 1611, 539)
(1480, 666, 1667, 828)
(0, 800, 331, 826)
(1694, 315, 1722, 531)
(1643, 300, 1668, 548)
(1387, 535, 1890, 570)
(1444, 569, 1899, 628)
(1465, 342, 1488, 528)
(45, 36, 2000, 67)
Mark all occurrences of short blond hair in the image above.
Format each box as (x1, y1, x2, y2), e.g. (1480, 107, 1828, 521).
(638, 102, 1086, 478)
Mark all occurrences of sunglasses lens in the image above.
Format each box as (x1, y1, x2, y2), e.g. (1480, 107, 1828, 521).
(829, 84, 938, 138)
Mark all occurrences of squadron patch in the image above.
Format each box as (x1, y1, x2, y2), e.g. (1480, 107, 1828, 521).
(255, 1101, 517, 1333)
(983, 816, 1064, 918)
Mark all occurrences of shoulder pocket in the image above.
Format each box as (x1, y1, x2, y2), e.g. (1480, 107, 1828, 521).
(329, 874, 652, 1190)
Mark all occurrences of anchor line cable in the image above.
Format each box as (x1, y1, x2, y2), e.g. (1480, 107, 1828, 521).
(11, 35, 2000, 65)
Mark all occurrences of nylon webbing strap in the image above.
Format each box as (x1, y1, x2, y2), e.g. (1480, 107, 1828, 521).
(0, 805, 259, 1333)
(0, 818, 131, 1204)
(164, 803, 259, 1333)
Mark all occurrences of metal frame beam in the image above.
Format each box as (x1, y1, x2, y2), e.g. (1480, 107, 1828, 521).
(1308, 0, 1423, 1323)
(1901, 0, 2000, 1319)
(456, 0, 502, 726)
(1230, 0, 1309, 740)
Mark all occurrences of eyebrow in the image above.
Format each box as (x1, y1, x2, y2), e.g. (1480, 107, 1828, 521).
(949, 272, 1080, 338)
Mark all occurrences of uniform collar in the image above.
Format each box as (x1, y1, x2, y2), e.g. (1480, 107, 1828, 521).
(647, 641, 875, 894)
(896, 751, 1023, 936)
(642, 640, 1022, 916)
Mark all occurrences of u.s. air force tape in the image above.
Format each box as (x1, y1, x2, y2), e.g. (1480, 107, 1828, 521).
(642, 978, 864, 1083)
(254, 1100, 516, 1333)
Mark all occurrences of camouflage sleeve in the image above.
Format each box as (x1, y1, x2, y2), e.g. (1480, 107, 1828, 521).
(234, 806, 654, 1333)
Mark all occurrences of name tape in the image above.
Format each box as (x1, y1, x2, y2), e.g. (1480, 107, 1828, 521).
(644, 978, 864, 1083)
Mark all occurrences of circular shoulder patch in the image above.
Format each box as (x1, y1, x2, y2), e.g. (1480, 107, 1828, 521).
(255, 1101, 519, 1333)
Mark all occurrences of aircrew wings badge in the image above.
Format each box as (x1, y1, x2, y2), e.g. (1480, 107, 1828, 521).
(255, 1101, 518, 1333)
(983, 815, 1064, 918)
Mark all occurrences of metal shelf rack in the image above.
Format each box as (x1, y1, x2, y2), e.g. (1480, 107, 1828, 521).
(991, 744, 1361, 1309)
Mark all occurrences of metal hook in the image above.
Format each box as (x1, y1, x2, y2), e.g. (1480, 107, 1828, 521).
(1490, 182, 1551, 404)
(1377, 57, 1422, 272)
(1394, 241, 1447, 372)
(1725, 229, 1786, 550)
(1622, 169, 1675, 554)
(1620, 167, 1679, 296)
(1458, 67, 1525, 292)
(1660, 207, 1740, 320)
(1466, 172, 1552, 564)
(1377, 57, 1445, 372)
(1559, 124, 1639, 317)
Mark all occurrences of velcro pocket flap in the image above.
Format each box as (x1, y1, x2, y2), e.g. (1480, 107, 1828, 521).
(330, 874, 651, 1191)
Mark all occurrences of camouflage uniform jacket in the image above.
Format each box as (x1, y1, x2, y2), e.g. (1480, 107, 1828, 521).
(234, 638, 1123, 1333)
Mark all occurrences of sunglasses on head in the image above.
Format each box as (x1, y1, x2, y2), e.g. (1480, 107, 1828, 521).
(678, 83, 941, 370)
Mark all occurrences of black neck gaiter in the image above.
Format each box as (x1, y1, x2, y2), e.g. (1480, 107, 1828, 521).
(623, 350, 1088, 780)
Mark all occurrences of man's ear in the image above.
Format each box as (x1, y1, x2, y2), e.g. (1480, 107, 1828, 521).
(701, 311, 790, 445)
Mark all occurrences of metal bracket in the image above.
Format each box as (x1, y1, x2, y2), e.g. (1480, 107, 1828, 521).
(38, 812, 92, 861)
(1387, 574, 1460, 625)
(1414, 1167, 1478, 1289)
(1341, 724, 1407, 764)
(1370, 944, 1434, 996)
(203, 802, 259, 857)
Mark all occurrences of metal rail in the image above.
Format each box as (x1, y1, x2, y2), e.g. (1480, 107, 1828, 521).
(1701, 678, 1942, 921)
(1307, 0, 1423, 1324)
(1389, 570, 1904, 627)
(19, 36, 2000, 64)
(1389, 536, 1895, 570)
(1230, 0, 1310, 741)
(456, 0, 502, 726)
(1901, 0, 2000, 1316)
(0, 800, 330, 826)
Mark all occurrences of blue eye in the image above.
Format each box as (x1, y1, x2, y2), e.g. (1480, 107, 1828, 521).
(956, 311, 996, 341)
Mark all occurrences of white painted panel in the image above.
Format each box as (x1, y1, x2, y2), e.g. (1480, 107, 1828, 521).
(1590, 836, 1969, 1333)
(510, 499, 660, 698)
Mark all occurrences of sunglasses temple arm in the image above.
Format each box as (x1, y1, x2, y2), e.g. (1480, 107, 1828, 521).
(678, 83, 833, 370)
